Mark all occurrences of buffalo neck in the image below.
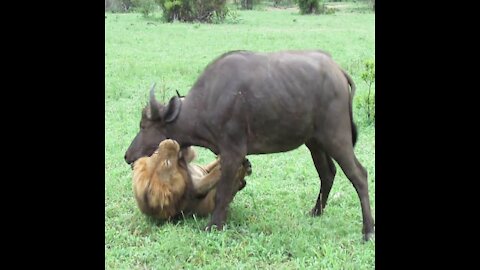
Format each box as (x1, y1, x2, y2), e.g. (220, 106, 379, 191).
(164, 97, 219, 154)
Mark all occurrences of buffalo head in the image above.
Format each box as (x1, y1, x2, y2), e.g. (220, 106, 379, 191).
(124, 83, 182, 165)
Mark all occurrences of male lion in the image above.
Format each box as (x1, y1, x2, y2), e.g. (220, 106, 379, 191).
(132, 139, 251, 220)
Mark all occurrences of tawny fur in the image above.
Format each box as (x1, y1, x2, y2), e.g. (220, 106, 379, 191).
(132, 139, 250, 220)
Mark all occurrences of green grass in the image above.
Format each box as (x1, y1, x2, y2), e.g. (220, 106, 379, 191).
(106, 3, 375, 269)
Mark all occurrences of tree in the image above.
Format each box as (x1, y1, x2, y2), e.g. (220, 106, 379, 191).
(240, 0, 253, 10)
(297, 0, 320, 15)
(156, 0, 228, 23)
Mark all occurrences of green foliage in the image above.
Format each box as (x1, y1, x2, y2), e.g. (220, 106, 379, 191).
(215, 7, 242, 24)
(156, 0, 228, 23)
(341, 1, 374, 13)
(239, 0, 253, 10)
(359, 59, 375, 125)
(295, 0, 338, 15)
(324, 4, 337, 14)
(297, 0, 319, 14)
(273, 0, 282, 7)
(361, 59, 375, 86)
(132, 0, 157, 17)
(105, 0, 134, 12)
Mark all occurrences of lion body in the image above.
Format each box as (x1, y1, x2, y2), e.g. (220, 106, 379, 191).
(132, 139, 249, 220)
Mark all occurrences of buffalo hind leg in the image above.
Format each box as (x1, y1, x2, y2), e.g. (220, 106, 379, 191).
(326, 143, 375, 241)
(352, 154, 375, 240)
(306, 140, 337, 216)
(205, 148, 246, 231)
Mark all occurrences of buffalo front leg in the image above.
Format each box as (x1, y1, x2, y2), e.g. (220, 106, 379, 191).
(205, 151, 245, 231)
(306, 140, 337, 216)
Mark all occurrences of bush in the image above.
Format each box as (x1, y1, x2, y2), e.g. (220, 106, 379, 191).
(295, 0, 336, 14)
(276, 0, 296, 7)
(156, 0, 228, 23)
(105, 0, 134, 12)
(240, 0, 253, 10)
(356, 92, 375, 125)
(358, 59, 375, 125)
(296, 0, 319, 14)
(217, 8, 242, 24)
(132, 0, 157, 17)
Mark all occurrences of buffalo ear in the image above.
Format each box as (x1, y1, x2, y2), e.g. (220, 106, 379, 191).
(163, 96, 182, 123)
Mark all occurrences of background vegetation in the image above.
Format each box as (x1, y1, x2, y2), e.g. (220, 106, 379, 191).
(105, 0, 375, 21)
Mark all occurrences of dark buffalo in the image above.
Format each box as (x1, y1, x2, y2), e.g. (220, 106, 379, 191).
(125, 50, 375, 241)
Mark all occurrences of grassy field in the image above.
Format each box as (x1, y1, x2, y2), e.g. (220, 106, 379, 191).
(105, 3, 375, 269)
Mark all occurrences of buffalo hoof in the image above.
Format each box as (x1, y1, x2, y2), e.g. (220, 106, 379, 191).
(310, 207, 322, 217)
(238, 179, 247, 191)
(363, 231, 375, 242)
(204, 222, 224, 232)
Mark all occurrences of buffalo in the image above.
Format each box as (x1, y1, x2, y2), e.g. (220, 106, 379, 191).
(125, 50, 375, 241)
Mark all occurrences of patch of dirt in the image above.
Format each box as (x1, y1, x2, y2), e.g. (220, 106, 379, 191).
(327, 4, 349, 9)
(265, 3, 350, 12)
(265, 6, 299, 12)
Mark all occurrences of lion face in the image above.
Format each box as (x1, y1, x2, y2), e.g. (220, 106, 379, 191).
(151, 139, 180, 164)
(132, 139, 189, 219)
